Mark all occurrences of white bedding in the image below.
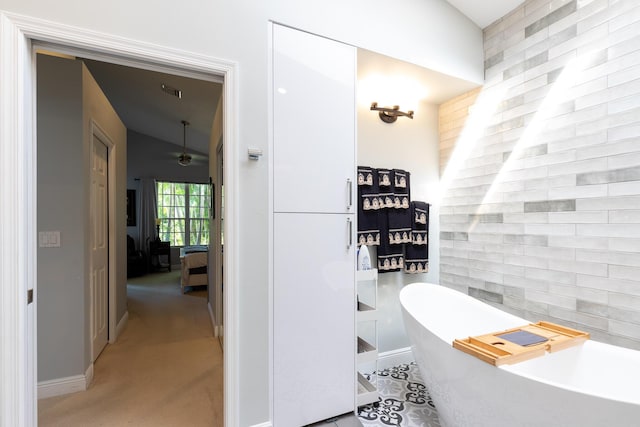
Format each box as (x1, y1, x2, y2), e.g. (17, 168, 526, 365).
(182, 251, 207, 270)
(180, 250, 208, 292)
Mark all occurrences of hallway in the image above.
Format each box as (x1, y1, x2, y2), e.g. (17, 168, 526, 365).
(38, 271, 223, 426)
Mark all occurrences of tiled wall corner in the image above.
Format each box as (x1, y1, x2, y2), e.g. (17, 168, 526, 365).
(439, 0, 640, 350)
(439, 87, 482, 176)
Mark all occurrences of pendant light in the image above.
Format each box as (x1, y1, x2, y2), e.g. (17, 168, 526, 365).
(178, 120, 192, 166)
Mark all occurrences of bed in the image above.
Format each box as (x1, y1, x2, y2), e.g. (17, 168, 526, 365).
(180, 245, 209, 293)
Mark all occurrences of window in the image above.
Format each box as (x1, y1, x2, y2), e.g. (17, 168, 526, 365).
(157, 181, 210, 246)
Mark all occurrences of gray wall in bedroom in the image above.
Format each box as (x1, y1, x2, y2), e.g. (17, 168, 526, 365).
(439, 0, 640, 350)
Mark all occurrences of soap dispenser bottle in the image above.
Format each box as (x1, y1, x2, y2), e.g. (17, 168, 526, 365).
(357, 245, 371, 270)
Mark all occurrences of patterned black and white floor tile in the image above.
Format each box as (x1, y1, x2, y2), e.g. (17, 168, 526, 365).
(358, 363, 441, 427)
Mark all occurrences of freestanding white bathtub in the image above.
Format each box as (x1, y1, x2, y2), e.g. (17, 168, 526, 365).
(400, 283, 640, 427)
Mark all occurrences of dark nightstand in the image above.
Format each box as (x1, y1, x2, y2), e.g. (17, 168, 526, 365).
(149, 240, 171, 272)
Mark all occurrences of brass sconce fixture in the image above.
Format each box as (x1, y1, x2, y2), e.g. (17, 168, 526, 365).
(370, 102, 414, 123)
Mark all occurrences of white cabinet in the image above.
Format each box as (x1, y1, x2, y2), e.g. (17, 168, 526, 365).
(356, 269, 379, 407)
(273, 24, 356, 214)
(274, 213, 355, 426)
(272, 24, 357, 427)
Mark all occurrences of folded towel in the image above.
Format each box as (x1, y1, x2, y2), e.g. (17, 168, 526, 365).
(387, 206, 412, 244)
(392, 169, 411, 209)
(404, 242, 428, 273)
(413, 201, 428, 224)
(357, 166, 380, 245)
(358, 212, 380, 246)
(358, 166, 381, 211)
(411, 201, 429, 245)
(405, 201, 429, 273)
(377, 209, 403, 272)
(378, 168, 393, 187)
(358, 206, 380, 246)
(394, 170, 408, 189)
(357, 166, 375, 186)
(378, 169, 395, 208)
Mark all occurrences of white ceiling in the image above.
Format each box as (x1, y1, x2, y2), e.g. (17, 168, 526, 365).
(445, 0, 526, 28)
(358, 49, 479, 105)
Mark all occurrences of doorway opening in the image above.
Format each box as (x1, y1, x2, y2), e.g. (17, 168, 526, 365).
(35, 46, 226, 424)
(0, 13, 239, 425)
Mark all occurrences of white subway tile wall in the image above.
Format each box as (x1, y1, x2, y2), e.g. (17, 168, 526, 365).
(439, 0, 640, 349)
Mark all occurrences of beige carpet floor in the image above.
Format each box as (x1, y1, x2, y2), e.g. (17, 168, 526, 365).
(38, 271, 223, 427)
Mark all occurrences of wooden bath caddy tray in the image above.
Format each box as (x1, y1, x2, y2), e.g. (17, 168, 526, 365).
(453, 321, 590, 366)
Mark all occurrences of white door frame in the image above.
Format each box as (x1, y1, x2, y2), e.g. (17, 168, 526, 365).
(215, 140, 224, 337)
(0, 11, 240, 426)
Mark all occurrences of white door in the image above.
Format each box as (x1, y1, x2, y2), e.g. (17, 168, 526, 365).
(273, 212, 356, 426)
(91, 136, 109, 361)
(273, 25, 356, 214)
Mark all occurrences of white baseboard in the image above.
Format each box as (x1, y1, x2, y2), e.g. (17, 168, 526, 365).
(38, 363, 93, 400)
(207, 302, 223, 338)
(377, 347, 414, 370)
(207, 301, 218, 337)
(249, 423, 272, 427)
(115, 310, 129, 340)
(85, 363, 94, 389)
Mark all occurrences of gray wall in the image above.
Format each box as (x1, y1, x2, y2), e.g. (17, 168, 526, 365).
(37, 55, 128, 382)
(37, 55, 86, 382)
(439, 0, 640, 350)
(2, 1, 483, 423)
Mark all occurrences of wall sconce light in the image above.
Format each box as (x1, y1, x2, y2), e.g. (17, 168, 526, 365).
(370, 102, 414, 123)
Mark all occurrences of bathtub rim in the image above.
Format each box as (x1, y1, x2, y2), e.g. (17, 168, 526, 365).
(400, 281, 640, 407)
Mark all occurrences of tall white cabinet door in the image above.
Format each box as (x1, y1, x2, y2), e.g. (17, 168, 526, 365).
(273, 24, 356, 214)
(274, 213, 355, 426)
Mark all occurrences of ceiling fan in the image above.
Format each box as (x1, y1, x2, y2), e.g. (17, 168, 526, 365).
(178, 119, 192, 166)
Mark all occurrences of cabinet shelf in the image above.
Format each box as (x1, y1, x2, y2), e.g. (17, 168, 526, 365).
(357, 336, 378, 364)
(357, 301, 377, 322)
(355, 267, 378, 410)
(357, 269, 378, 282)
(357, 372, 378, 407)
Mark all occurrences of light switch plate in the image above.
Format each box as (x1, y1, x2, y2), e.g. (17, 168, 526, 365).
(39, 231, 61, 247)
